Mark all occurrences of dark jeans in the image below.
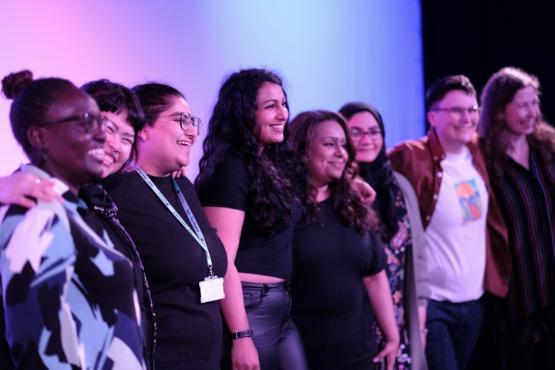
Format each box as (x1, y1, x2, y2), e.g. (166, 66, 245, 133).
(240, 281, 307, 370)
(426, 297, 485, 370)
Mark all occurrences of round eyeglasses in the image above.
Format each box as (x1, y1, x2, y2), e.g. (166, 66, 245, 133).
(41, 112, 109, 133)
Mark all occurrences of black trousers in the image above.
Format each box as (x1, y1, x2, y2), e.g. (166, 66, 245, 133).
(222, 282, 307, 370)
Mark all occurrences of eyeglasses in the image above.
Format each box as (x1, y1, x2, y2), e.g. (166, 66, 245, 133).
(41, 112, 108, 133)
(349, 127, 382, 140)
(431, 106, 480, 117)
(170, 112, 202, 131)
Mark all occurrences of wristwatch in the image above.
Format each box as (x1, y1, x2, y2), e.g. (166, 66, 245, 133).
(230, 329, 253, 340)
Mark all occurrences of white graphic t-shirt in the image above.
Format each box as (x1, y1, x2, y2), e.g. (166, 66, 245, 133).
(426, 146, 488, 302)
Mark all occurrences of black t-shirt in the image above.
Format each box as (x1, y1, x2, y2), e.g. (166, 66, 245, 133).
(291, 197, 386, 370)
(103, 172, 227, 370)
(79, 182, 155, 369)
(197, 151, 302, 279)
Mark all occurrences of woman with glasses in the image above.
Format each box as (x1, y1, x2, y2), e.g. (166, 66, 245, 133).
(1, 80, 225, 369)
(102, 83, 228, 370)
(196, 68, 307, 370)
(339, 102, 429, 370)
(479, 67, 555, 369)
(0, 79, 158, 369)
(288, 109, 399, 370)
(0, 70, 146, 369)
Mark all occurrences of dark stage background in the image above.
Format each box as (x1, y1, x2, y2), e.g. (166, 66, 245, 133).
(422, 0, 554, 127)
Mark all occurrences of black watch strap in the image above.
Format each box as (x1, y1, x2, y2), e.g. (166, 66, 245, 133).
(230, 329, 253, 340)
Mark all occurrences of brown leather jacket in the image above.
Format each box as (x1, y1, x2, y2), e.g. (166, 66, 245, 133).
(388, 128, 511, 297)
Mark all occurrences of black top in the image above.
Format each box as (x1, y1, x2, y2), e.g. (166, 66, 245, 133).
(79, 182, 156, 370)
(197, 151, 302, 279)
(103, 172, 228, 370)
(291, 197, 386, 370)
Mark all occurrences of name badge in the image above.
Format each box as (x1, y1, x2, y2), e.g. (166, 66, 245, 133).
(199, 276, 225, 303)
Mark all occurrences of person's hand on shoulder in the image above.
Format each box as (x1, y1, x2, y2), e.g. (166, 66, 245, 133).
(351, 176, 376, 206)
(0, 172, 61, 208)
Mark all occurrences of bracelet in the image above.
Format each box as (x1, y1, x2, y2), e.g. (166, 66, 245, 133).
(231, 329, 253, 340)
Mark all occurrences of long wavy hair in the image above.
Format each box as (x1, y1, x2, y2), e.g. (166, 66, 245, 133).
(195, 68, 302, 234)
(479, 67, 555, 175)
(289, 110, 377, 233)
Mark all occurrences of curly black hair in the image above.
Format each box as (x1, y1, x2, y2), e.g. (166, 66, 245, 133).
(195, 68, 303, 234)
(289, 109, 377, 233)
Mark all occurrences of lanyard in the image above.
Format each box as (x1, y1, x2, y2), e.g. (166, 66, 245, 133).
(136, 168, 214, 276)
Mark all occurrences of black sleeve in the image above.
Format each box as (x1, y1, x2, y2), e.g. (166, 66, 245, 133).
(197, 154, 249, 211)
(364, 231, 387, 276)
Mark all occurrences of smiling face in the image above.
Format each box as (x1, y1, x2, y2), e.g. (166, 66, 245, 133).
(305, 119, 348, 187)
(138, 95, 197, 176)
(502, 85, 540, 138)
(254, 82, 288, 148)
(346, 111, 383, 163)
(427, 90, 479, 153)
(35, 88, 106, 192)
(101, 110, 135, 176)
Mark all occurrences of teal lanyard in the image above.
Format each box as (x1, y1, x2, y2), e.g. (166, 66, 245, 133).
(136, 168, 214, 276)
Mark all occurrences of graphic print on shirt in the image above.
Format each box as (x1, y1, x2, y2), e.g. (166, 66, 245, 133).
(454, 179, 482, 223)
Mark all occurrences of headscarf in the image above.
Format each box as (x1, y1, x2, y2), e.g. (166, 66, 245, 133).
(339, 102, 400, 239)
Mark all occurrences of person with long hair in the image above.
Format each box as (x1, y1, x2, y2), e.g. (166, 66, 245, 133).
(103, 82, 228, 370)
(478, 67, 555, 369)
(339, 102, 429, 370)
(0, 70, 146, 369)
(196, 68, 307, 370)
(288, 109, 399, 370)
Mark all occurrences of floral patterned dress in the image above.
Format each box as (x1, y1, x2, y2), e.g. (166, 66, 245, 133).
(370, 175, 413, 369)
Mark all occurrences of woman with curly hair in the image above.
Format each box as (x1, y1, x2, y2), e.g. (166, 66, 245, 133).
(478, 67, 555, 369)
(339, 102, 429, 370)
(288, 110, 399, 370)
(196, 68, 307, 369)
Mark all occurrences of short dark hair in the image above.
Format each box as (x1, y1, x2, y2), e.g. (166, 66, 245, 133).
(82, 79, 146, 165)
(426, 74, 476, 110)
(2, 69, 77, 164)
(81, 79, 145, 135)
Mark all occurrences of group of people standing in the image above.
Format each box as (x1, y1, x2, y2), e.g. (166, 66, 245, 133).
(0, 64, 553, 370)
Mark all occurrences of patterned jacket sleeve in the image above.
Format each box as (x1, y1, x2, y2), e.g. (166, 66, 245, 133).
(0, 203, 84, 369)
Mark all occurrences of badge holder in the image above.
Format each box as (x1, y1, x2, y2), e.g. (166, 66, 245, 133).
(199, 266, 225, 303)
